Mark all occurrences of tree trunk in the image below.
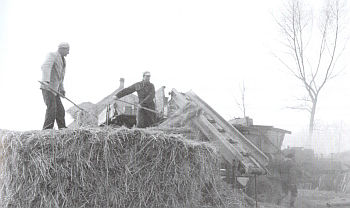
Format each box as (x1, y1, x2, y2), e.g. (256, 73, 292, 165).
(308, 100, 317, 147)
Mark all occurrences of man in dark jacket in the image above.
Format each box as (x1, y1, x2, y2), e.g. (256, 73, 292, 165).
(277, 152, 298, 207)
(114, 71, 156, 128)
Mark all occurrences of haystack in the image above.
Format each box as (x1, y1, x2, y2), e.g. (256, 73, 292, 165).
(0, 127, 233, 208)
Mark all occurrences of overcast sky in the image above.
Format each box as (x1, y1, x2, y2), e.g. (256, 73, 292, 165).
(0, 0, 349, 154)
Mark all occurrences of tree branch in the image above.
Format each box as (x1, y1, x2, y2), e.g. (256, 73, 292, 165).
(319, 2, 340, 92)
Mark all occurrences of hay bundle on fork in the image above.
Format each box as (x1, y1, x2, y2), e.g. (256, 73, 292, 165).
(66, 102, 99, 128)
(0, 127, 224, 208)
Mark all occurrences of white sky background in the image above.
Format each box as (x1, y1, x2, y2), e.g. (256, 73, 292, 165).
(0, 0, 350, 154)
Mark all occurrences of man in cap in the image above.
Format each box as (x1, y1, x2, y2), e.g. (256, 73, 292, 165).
(277, 152, 298, 207)
(40, 42, 70, 130)
(113, 71, 156, 128)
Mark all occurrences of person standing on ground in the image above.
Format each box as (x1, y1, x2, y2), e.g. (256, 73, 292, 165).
(40, 42, 70, 130)
(277, 152, 298, 207)
(113, 71, 156, 128)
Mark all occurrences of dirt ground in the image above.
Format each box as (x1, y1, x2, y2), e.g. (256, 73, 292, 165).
(258, 189, 350, 208)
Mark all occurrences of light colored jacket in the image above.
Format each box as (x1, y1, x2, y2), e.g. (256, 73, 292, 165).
(40, 51, 65, 96)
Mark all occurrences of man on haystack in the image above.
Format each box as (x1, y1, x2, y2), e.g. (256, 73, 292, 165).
(113, 71, 156, 128)
(40, 42, 70, 130)
(277, 152, 298, 207)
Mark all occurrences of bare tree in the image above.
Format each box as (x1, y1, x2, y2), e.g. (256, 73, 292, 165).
(235, 82, 248, 125)
(313, 120, 347, 154)
(274, 0, 348, 143)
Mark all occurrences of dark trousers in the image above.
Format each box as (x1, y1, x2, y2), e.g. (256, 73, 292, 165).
(277, 181, 297, 207)
(42, 90, 66, 129)
(136, 108, 156, 128)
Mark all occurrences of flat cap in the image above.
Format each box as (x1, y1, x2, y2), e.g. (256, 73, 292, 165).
(143, 71, 151, 76)
(58, 42, 70, 49)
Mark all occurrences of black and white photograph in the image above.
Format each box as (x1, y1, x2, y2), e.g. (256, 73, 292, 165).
(0, 0, 350, 207)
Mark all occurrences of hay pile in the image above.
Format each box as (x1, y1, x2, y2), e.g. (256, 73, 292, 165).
(0, 127, 229, 208)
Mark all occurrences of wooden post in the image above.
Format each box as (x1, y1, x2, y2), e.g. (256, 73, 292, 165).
(255, 174, 258, 208)
(232, 160, 236, 190)
(106, 104, 110, 126)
